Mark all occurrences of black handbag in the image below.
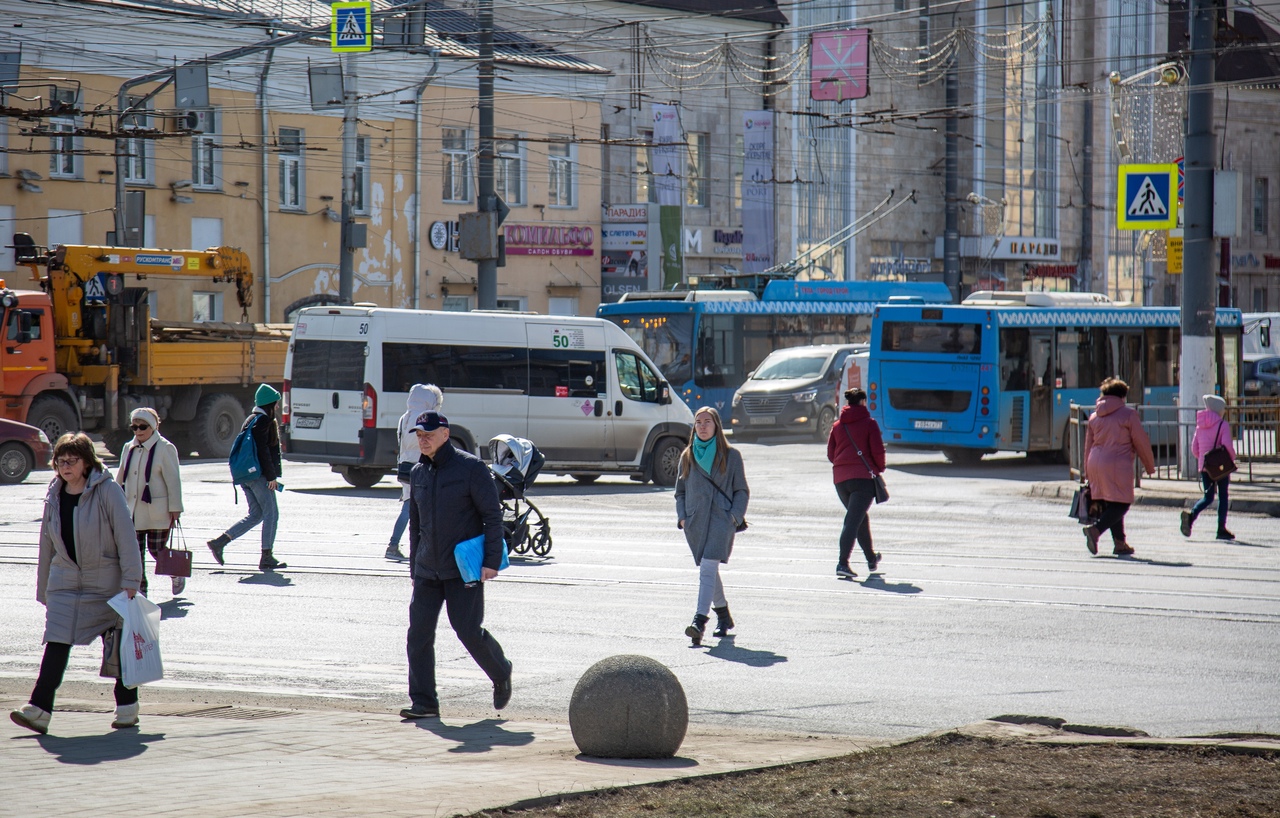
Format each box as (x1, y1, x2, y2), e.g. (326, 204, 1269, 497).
(1069, 483, 1096, 525)
(1202, 419, 1237, 481)
(844, 425, 889, 504)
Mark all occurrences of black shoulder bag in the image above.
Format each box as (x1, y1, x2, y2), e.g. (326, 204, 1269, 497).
(694, 464, 748, 532)
(843, 424, 889, 504)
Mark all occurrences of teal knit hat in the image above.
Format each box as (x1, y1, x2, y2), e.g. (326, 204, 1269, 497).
(255, 383, 282, 406)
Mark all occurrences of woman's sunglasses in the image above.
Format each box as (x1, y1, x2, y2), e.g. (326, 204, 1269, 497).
(130, 424, 151, 431)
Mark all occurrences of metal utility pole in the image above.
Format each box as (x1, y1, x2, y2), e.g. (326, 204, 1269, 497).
(475, 0, 497, 310)
(1180, 0, 1218, 466)
(1079, 96, 1094, 293)
(943, 63, 960, 301)
(339, 52, 358, 305)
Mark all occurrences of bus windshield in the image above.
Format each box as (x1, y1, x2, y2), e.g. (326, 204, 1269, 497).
(752, 352, 830, 380)
(881, 322, 982, 355)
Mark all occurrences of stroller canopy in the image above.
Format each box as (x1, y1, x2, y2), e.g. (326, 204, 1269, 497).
(488, 434, 545, 488)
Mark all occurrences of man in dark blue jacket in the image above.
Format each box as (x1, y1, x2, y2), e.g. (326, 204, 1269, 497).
(401, 411, 512, 719)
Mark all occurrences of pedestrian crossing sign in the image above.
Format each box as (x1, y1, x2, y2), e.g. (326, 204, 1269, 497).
(331, 1, 372, 53)
(1117, 163, 1178, 230)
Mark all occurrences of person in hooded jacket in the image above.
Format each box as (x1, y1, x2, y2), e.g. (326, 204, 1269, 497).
(115, 407, 184, 596)
(1083, 377, 1156, 556)
(10, 432, 143, 736)
(826, 389, 885, 579)
(675, 407, 749, 646)
(386, 384, 443, 561)
(207, 384, 286, 572)
(1181, 394, 1238, 540)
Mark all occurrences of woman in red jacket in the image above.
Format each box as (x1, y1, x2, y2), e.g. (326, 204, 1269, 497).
(826, 389, 886, 578)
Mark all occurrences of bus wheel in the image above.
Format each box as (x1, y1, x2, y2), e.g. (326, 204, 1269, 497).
(342, 467, 384, 489)
(943, 448, 984, 465)
(570, 473, 600, 485)
(650, 437, 685, 487)
(816, 407, 837, 441)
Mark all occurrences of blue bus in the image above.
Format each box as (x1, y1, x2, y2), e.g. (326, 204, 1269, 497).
(868, 292, 1244, 462)
(597, 280, 952, 426)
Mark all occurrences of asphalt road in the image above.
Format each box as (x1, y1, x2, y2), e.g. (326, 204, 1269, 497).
(1, 441, 1276, 740)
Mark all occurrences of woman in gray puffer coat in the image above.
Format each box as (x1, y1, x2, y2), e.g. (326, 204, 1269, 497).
(10, 433, 143, 736)
(675, 407, 749, 646)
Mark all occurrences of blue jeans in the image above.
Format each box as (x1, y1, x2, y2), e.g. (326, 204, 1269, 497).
(226, 477, 278, 551)
(390, 499, 411, 547)
(1190, 472, 1230, 532)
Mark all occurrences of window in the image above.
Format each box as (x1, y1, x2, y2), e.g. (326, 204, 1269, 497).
(614, 350, 662, 403)
(1253, 287, 1268, 312)
(442, 295, 471, 312)
(696, 314, 741, 388)
(279, 127, 304, 210)
(191, 110, 219, 190)
(528, 348, 604, 397)
(1054, 327, 1107, 391)
(880, 322, 982, 355)
(353, 136, 370, 214)
(1145, 327, 1180, 387)
(999, 328, 1031, 391)
(733, 133, 743, 212)
(547, 296, 578, 316)
(495, 296, 526, 312)
(442, 129, 470, 202)
(49, 120, 76, 178)
(495, 134, 524, 205)
(1254, 177, 1269, 235)
(291, 340, 367, 391)
(5, 309, 42, 342)
(548, 138, 575, 207)
(192, 292, 223, 323)
(637, 129, 654, 204)
(122, 96, 151, 184)
(686, 133, 709, 207)
(382, 343, 528, 393)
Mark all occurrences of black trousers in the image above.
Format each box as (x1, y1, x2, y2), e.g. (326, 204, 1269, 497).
(31, 641, 137, 713)
(1094, 500, 1131, 544)
(835, 478, 877, 566)
(407, 576, 509, 709)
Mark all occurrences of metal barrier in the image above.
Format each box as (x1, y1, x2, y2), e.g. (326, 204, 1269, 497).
(1068, 397, 1280, 483)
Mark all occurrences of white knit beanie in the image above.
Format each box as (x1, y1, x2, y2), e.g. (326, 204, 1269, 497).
(130, 407, 160, 428)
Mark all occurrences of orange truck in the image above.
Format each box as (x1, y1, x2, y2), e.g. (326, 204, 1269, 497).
(1, 234, 288, 458)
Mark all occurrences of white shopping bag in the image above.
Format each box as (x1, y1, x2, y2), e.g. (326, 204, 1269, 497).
(107, 591, 164, 688)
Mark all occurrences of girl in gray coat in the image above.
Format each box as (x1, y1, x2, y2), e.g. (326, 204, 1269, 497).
(10, 433, 144, 735)
(675, 407, 749, 646)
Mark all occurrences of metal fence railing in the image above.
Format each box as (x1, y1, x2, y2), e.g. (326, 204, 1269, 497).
(1068, 397, 1280, 483)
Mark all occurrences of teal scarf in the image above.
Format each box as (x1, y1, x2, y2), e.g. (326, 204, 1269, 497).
(692, 436, 717, 474)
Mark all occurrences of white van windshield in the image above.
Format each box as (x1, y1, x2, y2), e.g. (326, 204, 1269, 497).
(752, 353, 829, 380)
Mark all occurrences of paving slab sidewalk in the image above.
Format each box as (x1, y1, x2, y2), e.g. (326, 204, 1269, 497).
(0, 696, 887, 818)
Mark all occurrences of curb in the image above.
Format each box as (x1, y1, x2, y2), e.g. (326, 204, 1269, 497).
(1028, 482, 1280, 517)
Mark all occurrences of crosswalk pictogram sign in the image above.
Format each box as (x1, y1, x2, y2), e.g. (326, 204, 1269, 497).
(1117, 163, 1178, 230)
(331, 2, 372, 53)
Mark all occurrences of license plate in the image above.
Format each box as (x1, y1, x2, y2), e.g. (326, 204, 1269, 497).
(749, 416, 776, 425)
(294, 414, 323, 429)
(913, 419, 944, 430)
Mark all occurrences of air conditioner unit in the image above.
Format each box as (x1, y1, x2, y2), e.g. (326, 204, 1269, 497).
(182, 109, 213, 134)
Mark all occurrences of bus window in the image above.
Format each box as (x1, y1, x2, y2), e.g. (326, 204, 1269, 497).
(529, 348, 606, 398)
(292, 339, 366, 391)
(1108, 332, 1143, 394)
(696, 314, 739, 389)
(614, 350, 661, 402)
(881, 322, 982, 354)
(999, 329, 1031, 391)
(1145, 328, 1179, 387)
(1056, 327, 1108, 390)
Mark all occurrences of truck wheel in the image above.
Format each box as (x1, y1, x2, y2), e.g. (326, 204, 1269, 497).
(101, 429, 131, 455)
(0, 442, 34, 484)
(650, 437, 685, 487)
(342, 467, 384, 489)
(27, 395, 78, 442)
(192, 393, 246, 459)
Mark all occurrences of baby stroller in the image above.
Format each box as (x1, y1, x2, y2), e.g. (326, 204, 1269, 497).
(488, 434, 553, 558)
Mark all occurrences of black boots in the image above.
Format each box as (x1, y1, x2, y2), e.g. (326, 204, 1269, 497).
(712, 606, 734, 638)
(207, 534, 230, 566)
(685, 614, 709, 646)
(259, 551, 287, 571)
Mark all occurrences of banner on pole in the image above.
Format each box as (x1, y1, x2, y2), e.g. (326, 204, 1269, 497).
(742, 112, 774, 274)
(652, 104, 683, 289)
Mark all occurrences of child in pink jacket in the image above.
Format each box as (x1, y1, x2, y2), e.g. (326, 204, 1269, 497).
(1181, 394, 1237, 540)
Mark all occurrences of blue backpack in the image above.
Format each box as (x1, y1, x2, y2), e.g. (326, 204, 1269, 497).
(228, 414, 261, 486)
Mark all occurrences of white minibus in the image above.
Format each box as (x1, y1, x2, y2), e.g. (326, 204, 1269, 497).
(282, 307, 694, 487)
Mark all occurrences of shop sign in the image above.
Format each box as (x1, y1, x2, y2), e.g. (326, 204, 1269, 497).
(682, 227, 743, 258)
(869, 256, 932, 277)
(604, 204, 648, 223)
(992, 237, 1060, 261)
(504, 224, 595, 256)
(1025, 264, 1078, 280)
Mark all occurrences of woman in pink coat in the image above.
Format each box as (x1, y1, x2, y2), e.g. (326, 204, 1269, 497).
(1083, 378, 1155, 556)
(1180, 394, 1237, 540)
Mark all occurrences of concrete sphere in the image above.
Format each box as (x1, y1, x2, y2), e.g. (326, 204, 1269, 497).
(569, 655, 688, 758)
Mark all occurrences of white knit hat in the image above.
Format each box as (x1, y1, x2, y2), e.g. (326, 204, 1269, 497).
(130, 407, 160, 428)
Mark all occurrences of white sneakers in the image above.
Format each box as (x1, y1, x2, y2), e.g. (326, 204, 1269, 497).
(111, 702, 140, 729)
(171, 575, 186, 595)
(10, 704, 51, 735)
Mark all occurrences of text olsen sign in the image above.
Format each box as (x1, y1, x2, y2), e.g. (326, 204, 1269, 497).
(504, 224, 595, 256)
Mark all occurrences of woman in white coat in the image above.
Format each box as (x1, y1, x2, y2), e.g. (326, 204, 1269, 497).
(116, 408, 184, 595)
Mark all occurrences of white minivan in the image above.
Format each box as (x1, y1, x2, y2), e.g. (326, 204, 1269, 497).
(282, 307, 694, 487)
